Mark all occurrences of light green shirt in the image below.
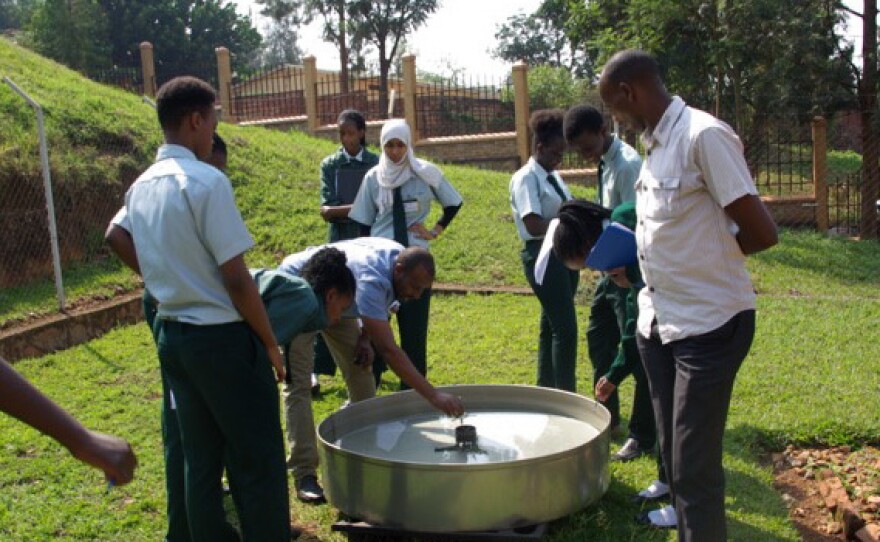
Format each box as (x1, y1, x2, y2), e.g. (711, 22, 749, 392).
(509, 157, 572, 242)
(598, 136, 640, 209)
(348, 168, 463, 249)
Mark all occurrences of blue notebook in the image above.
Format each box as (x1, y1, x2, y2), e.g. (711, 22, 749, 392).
(585, 222, 638, 271)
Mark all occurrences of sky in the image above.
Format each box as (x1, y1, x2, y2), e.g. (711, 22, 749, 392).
(229, 0, 541, 80)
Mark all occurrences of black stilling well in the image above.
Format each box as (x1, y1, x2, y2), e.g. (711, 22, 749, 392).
(435, 424, 485, 454)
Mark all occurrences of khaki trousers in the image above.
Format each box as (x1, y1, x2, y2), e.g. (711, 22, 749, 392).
(282, 318, 376, 481)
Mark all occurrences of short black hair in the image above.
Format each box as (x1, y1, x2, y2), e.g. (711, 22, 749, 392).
(563, 105, 605, 143)
(156, 76, 216, 131)
(601, 49, 662, 87)
(338, 109, 367, 147)
(552, 199, 611, 263)
(396, 247, 435, 278)
(529, 108, 565, 149)
(212, 133, 227, 157)
(301, 247, 356, 298)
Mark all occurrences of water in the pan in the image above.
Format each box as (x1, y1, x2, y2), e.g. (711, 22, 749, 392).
(334, 410, 599, 464)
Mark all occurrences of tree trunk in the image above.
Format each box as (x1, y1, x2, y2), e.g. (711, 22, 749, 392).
(337, 0, 349, 94)
(860, 0, 878, 239)
(378, 39, 390, 119)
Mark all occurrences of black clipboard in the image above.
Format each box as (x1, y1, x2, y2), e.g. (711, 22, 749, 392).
(336, 168, 370, 205)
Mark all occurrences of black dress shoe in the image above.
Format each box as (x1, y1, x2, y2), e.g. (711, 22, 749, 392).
(295, 475, 326, 504)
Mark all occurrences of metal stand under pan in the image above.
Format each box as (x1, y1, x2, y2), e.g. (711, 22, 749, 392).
(331, 519, 547, 542)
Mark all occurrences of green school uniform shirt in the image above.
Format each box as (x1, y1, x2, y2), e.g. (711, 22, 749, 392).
(321, 147, 380, 242)
(251, 268, 327, 345)
(602, 201, 645, 386)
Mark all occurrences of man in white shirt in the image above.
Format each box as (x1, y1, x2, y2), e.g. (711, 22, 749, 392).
(599, 50, 778, 540)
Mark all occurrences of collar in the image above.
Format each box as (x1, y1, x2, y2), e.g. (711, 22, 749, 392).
(642, 96, 685, 151)
(156, 144, 198, 162)
(601, 135, 622, 164)
(527, 156, 552, 179)
(342, 147, 364, 162)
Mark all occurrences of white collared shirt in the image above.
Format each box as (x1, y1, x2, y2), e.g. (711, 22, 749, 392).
(635, 97, 758, 343)
(509, 157, 573, 241)
(124, 144, 254, 325)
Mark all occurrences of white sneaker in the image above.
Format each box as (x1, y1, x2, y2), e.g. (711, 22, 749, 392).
(636, 505, 677, 529)
(647, 505, 677, 528)
(637, 480, 670, 500)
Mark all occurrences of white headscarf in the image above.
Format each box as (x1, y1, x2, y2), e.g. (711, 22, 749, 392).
(374, 119, 444, 214)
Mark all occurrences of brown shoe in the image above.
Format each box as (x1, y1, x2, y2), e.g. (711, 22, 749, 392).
(295, 475, 326, 504)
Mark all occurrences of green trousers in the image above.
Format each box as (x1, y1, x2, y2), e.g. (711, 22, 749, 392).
(371, 288, 432, 390)
(522, 241, 579, 392)
(143, 292, 191, 542)
(156, 319, 290, 542)
(587, 276, 656, 448)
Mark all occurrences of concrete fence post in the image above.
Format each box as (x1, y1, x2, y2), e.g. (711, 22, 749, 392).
(215, 47, 233, 122)
(304, 55, 319, 132)
(139, 41, 156, 98)
(812, 116, 829, 233)
(403, 53, 418, 140)
(512, 61, 530, 167)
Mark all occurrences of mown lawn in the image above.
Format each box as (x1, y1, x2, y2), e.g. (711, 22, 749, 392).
(2, 289, 879, 541)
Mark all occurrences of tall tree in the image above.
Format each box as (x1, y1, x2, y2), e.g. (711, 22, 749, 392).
(351, 0, 439, 117)
(28, 0, 110, 72)
(257, 0, 354, 91)
(0, 0, 37, 30)
(259, 14, 304, 67)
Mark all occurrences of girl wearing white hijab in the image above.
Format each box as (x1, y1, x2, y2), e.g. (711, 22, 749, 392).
(349, 119, 463, 386)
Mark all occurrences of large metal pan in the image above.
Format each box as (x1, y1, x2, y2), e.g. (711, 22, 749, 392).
(317, 384, 610, 532)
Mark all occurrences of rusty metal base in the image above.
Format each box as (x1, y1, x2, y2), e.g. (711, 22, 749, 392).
(330, 520, 547, 542)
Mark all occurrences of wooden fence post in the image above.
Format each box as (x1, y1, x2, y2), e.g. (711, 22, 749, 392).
(139, 42, 156, 98)
(215, 47, 233, 123)
(402, 53, 418, 140)
(512, 61, 530, 167)
(303, 55, 318, 132)
(812, 116, 829, 233)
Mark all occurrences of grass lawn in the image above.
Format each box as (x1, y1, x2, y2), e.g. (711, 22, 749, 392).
(2, 289, 879, 541)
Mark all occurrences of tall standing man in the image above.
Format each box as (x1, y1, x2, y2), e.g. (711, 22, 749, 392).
(598, 50, 778, 540)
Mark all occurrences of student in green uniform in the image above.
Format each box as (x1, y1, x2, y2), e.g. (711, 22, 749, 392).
(563, 105, 653, 462)
(115, 76, 292, 542)
(509, 109, 579, 392)
(313, 110, 380, 386)
(105, 133, 231, 541)
(548, 199, 675, 528)
(348, 119, 463, 388)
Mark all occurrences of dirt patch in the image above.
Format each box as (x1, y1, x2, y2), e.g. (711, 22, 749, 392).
(773, 446, 880, 541)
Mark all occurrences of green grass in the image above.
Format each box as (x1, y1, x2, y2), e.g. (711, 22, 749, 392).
(8, 291, 878, 541)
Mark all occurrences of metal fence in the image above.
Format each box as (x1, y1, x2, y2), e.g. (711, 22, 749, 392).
(415, 75, 515, 138)
(230, 64, 306, 121)
(85, 66, 144, 95)
(1, 78, 148, 328)
(315, 72, 403, 125)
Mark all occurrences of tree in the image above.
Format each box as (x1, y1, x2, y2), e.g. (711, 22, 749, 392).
(0, 0, 37, 31)
(257, 0, 355, 91)
(96, 1, 261, 81)
(351, 0, 439, 117)
(525, 65, 591, 111)
(259, 14, 304, 67)
(28, 0, 111, 72)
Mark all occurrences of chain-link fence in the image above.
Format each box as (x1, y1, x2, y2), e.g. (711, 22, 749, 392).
(1, 78, 150, 329)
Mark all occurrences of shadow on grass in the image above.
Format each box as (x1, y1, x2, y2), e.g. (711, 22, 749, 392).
(754, 230, 880, 288)
(82, 343, 123, 371)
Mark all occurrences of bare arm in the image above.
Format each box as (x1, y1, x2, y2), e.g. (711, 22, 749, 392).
(725, 194, 779, 255)
(361, 317, 464, 417)
(522, 213, 552, 238)
(219, 255, 285, 382)
(0, 357, 137, 485)
(104, 223, 140, 275)
(320, 204, 354, 221)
